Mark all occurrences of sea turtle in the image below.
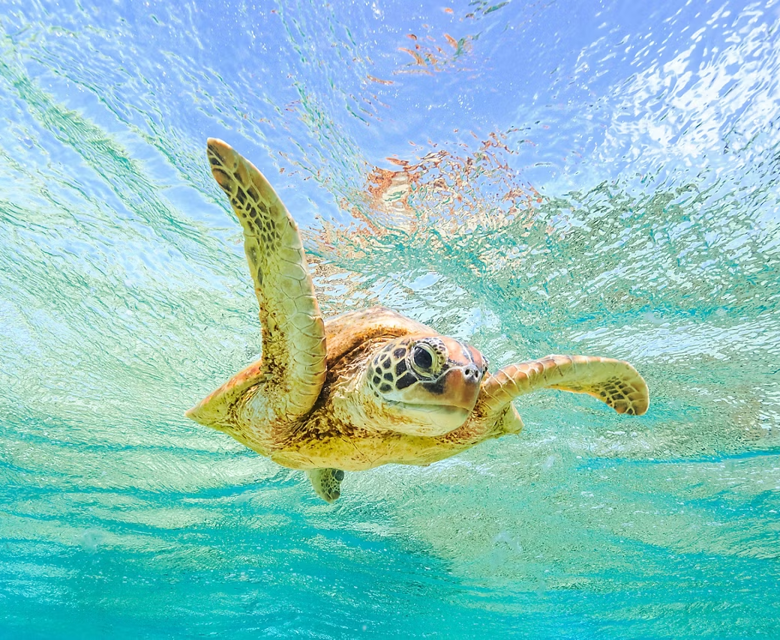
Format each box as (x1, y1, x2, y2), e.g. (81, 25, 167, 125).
(186, 139, 649, 502)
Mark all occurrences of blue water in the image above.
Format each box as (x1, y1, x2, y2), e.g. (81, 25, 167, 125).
(1, 1, 779, 637)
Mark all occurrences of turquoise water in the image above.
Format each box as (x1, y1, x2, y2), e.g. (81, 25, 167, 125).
(2, 0, 779, 637)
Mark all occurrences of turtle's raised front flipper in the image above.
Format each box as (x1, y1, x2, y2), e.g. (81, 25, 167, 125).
(186, 140, 327, 429)
(306, 469, 345, 502)
(476, 355, 648, 428)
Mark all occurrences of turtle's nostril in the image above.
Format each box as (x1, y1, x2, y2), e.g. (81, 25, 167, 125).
(463, 364, 480, 381)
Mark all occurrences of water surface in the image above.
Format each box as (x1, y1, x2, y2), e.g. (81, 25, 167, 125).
(1, 1, 779, 637)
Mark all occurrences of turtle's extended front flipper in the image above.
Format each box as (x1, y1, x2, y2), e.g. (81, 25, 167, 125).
(478, 355, 649, 423)
(186, 140, 327, 429)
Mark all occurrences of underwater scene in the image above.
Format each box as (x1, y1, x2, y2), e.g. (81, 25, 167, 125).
(1, 0, 779, 637)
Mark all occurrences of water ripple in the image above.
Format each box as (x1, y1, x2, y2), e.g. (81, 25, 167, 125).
(1, 0, 779, 637)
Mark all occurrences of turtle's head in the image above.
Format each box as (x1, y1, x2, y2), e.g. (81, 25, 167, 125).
(364, 335, 488, 436)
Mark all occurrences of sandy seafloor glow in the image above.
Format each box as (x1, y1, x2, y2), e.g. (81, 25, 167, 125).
(1, 0, 779, 637)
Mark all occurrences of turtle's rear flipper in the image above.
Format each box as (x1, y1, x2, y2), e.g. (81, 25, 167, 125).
(306, 469, 345, 502)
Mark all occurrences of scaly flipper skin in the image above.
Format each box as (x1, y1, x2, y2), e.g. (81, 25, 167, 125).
(186, 139, 327, 433)
(478, 354, 649, 419)
(306, 469, 345, 502)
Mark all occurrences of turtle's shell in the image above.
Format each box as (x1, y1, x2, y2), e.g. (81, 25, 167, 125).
(323, 307, 436, 366)
(187, 307, 436, 430)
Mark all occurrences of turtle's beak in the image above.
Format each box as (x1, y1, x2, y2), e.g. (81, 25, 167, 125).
(436, 366, 482, 411)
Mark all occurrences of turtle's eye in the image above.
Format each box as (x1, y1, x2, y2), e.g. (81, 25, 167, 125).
(411, 343, 435, 376)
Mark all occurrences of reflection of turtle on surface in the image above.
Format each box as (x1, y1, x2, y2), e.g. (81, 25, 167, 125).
(186, 140, 650, 503)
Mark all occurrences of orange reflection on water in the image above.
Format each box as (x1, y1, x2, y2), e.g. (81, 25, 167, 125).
(306, 131, 543, 268)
